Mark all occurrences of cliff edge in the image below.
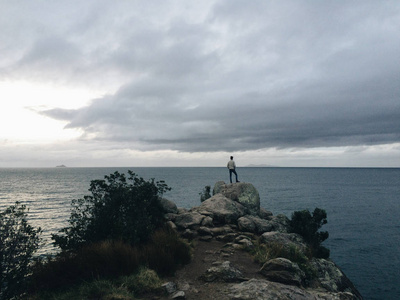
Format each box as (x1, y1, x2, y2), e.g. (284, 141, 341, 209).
(159, 181, 363, 300)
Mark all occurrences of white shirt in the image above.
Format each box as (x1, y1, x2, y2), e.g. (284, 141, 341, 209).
(227, 160, 236, 170)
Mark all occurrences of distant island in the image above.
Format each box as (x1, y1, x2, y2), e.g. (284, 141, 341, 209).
(56, 165, 67, 168)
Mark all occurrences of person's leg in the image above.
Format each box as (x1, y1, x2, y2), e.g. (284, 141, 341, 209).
(233, 170, 239, 182)
(229, 169, 233, 183)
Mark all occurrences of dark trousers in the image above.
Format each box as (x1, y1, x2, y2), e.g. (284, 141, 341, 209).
(229, 169, 239, 183)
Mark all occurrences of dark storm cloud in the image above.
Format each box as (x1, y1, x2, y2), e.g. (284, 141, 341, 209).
(4, 0, 400, 152)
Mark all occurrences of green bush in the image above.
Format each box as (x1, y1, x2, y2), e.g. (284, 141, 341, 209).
(199, 185, 211, 202)
(0, 202, 42, 300)
(52, 171, 170, 251)
(121, 267, 162, 295)
(289, 207, 330, 258)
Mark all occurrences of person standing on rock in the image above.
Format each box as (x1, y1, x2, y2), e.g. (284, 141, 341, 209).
(227, 156, 240, 183)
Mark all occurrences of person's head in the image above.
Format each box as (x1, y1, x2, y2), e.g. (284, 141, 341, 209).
(230, 156, 233, 160)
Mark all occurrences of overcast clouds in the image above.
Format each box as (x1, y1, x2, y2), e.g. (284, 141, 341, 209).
(1, 0, 399, 167)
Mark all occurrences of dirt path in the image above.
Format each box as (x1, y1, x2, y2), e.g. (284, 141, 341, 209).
(159, 238, 264, 300)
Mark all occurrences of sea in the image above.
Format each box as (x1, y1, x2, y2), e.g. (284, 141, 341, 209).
(0, 167, 399, 300)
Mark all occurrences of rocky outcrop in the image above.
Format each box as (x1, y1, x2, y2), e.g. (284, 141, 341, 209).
(161, 181, 362, 300)
(228, 279, 359, 300)
(213, 181, 260, 215)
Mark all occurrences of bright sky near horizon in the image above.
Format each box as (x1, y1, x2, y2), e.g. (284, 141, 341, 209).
(0, 0, 399, 168)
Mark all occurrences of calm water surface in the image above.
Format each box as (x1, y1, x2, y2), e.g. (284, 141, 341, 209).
(0, 167, 399, 300)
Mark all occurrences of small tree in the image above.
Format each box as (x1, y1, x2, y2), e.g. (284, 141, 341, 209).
(289, 207, 330, 258)
(0, 202, 42, 300)
(52, 171, 170, 251)
(199, 185, 211, 202)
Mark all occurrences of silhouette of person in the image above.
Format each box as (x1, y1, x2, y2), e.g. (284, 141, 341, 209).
(227, 156, 239, 183)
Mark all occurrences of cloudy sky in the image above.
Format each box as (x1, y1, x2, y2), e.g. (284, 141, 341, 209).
(1, 0, 399, 167)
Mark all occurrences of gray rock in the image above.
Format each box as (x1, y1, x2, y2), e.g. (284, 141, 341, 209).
(259, 207, 273, 220)
(201, 261, 245, 283)
(311, 258, 363, 298)
(215, 233, 238, 242)
(159, 197, 178, 214)
(174, 212, 205, 229)
(194, 194, 246, 224)
(259, 257, 305, 286)
(264, 214, 290, 233)
(166, 221, 177, 231)
(197, 226, 213, 236)
(213, 182, 261, 215)
(213, 181, 226, 195)
(162, 281, 177, 294)
(260, 231, 307, 253)
(181, 228, 197, 240)
(237, 216, 257, 232)
(209, 225, 235, 236)
(238, 215, 274, 234)
(171, 290, 185, 299)
(228, 279, 359, 300)
(236, 238, 254, 249)
(201, 216, 214, 227)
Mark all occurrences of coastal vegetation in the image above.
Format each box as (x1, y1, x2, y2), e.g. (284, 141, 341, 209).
(0, 174, 338, 299)
(28, 171, 190, 298)
(0, 202, 42, 300)
(199, 185, 212, 202)
(289, 207, 330, 259)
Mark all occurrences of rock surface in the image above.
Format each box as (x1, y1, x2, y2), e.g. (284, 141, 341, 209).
(159, 181, 362, 300)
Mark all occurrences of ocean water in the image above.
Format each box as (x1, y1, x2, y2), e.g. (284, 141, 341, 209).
(0, 167, 399, 300)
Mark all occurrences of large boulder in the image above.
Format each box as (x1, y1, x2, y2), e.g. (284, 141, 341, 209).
(193, 194, 246, 224)
(174, 212, 205, 229)
(311, 258, 363, 298)
(259, 258, 305, 287)
(213, 181, 260, 215)
(238, 215, 274, 234)
(159, 197, 178, 214)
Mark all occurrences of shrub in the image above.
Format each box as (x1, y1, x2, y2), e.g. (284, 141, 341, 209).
(289, 207, 330, 258)
(143, 227, 192, 276)
(30, 228, 191, 292)
(0, 202, 42, 300)
(252, 241, 316, 285)
(30, 240, 141, 291)
(199, 185, 211, 202)
(121, 267, 162, 295)
(252, 241, 308, 266)
(52, 171, 170, 251)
